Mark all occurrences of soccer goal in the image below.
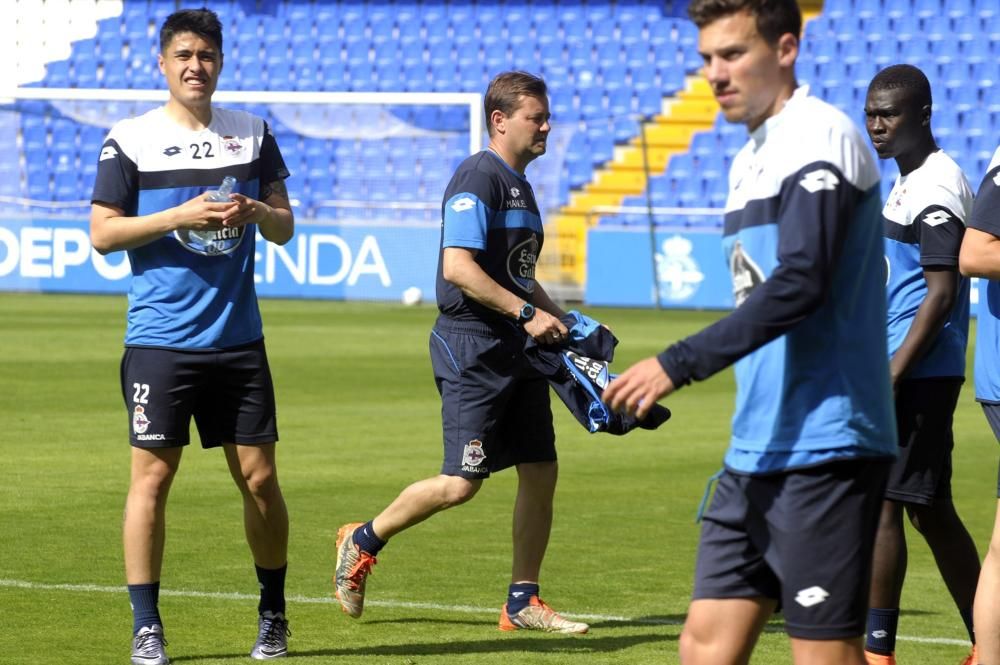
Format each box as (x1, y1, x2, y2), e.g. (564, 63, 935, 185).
(10, 87, 485, 222)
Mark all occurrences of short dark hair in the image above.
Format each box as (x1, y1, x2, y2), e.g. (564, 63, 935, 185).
(867, 64, 932, 109)
(687, 0, 801, 45)
(484, 71, 547, 137)
(160, 8, 224, 54)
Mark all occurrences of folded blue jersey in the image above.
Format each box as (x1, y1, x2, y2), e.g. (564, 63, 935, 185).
(523, 311, 671, 435)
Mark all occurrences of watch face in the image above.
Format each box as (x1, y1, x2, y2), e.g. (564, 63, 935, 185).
(520, 304, 534, 320)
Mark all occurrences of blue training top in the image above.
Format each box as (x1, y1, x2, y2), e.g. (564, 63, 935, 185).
(436, 150, 543, 326)
(658, 86, 897, 474)
(883, 149, 971, 379)
(91, 106, 289, 350)
(969, 146, 1000, 403)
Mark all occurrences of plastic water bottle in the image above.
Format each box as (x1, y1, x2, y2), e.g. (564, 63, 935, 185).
(206, 175, 237, 202)
(192, 176, 237, 243)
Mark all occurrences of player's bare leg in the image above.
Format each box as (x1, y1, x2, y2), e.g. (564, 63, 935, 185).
(975, 500, 1000, 664)
(869, 501, 908, 608)
(372, 474, 482, 538)
(908, 498, 980, 659)
(226, 443, 290, 659)
(791, 636, 867, 665)
(225, 443, 288, 568)
(679, 597, 775, 664)
(124, 446, 182, 584)
(511, 461, 557, 583)
(866, 500, 907, 660)
(124, 447, 181, 665)
(497, 460, 587, 634)
(335, 475, 481, 618)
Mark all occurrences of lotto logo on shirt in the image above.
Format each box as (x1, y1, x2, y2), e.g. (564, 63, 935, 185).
(450, 197, 476, 213)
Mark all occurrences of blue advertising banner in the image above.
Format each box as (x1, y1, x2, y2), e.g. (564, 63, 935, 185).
(586, 226, 733, 309)
(586, 225, 983, 315)
(0, 217, 441, 301)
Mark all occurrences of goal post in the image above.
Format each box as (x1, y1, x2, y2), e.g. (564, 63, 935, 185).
(11, 87, 485, 156)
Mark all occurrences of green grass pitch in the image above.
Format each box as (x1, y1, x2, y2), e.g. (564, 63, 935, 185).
(0, 292, 993, 664)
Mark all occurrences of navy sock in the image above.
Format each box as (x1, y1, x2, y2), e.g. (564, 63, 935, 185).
(128, 582, 162, 634)
(506, 582, 539, 615)
(352, 520, 386, 556)
(255, 563, 287, 616)
(960, 605, 975, 644)
(865, 607, 899, 655)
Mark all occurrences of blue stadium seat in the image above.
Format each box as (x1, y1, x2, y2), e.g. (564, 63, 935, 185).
(666, 152, 694, 181)
(660, 64, 686, 94)
(44, 60, 71, 87)
(0, 157, 20, 197)
(853, 0, 881, 20)
(560, 12, 588, 40)
(635, 85, 663, 117)
(349, 62, 377, 91)
(940, 61, 971, 91)
(950, 85, 980, 113)
(624, 39, 651, 69)
(619, 17, 645, 45)
(595, 39, 622, 67)
(689, 131, 717, 157)
(631, 62, 658, 89)
(914, 0, 944, 19)
(721, 129, 746, 156)
(73, 59, 99, 88)
(897, 38, 929, 68)
(849, 61, 879, 89)
(26, 161, 51, 200)
(974, 61, 1000, 88)
(79, 126, 105, 160)
(961, 109, 991, 137)
(566, 155, 594, 188)
(612, 115, 639, 142)
(810, 36, 838, 64)
(21, 116, 46, 156)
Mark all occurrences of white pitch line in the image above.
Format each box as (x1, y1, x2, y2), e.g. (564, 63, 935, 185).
(0, 578, 969, 646)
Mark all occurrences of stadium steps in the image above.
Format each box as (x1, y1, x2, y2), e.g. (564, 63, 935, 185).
(539, 8, 825, 293)
(538, 77, 717, 289)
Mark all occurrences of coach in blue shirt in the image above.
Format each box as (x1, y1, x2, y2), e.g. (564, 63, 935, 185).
(332, 71, 589, 636)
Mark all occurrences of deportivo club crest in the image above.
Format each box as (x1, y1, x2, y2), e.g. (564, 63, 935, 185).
(222, 135, 245, 156)
(133, 405, 150, 434)
(729, 240, 765, 307)
(655, 235, 705, 303)
(462, 439, 487, 468)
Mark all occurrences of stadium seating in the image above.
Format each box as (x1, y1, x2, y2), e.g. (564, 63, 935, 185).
(5, 0, 1000, 231)
(9, 0, 698, 218)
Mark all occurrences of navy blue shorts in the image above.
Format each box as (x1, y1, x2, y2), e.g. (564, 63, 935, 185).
(885, 377, 962, 505)
(980, 403, 1000, 497)
(120, 340, 278, 449)
(430, 318, 555, 479)
(693, 459, 889, 640)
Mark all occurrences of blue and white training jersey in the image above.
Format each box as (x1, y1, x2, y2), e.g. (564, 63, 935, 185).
(436, 150, 543, 325)
(969, 146, 1000, 403)
(91, 106, 289, 350)
(658, 85, 897, 474)
(883, 150, 971, 379)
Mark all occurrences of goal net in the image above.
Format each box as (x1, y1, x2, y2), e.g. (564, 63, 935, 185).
(8, 88, 488, 222)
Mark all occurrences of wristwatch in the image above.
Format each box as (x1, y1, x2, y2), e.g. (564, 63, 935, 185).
(517, 302, 535, 325)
